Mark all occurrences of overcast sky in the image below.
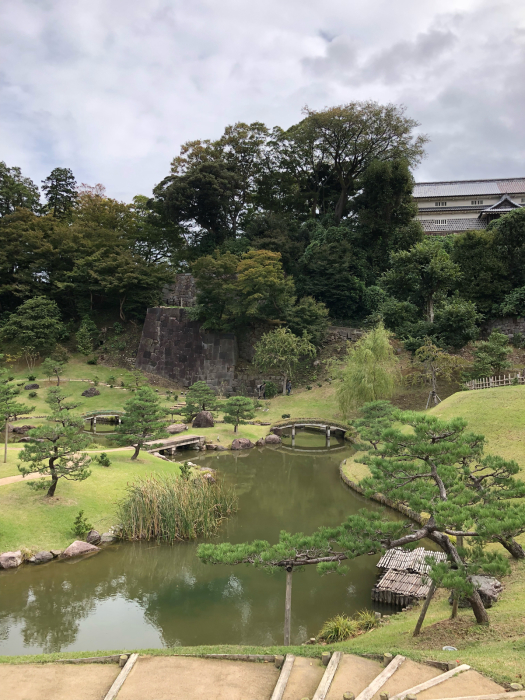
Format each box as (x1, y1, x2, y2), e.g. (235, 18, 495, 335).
(1, 0, 524, 202)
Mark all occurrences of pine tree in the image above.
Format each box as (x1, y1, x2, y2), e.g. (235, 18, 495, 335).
(115, 386, 168, 460)
(17, 388, 90, 497)
(41, 167, 77, 218)
(0, 381, 34, 463)
(180, 381, 218, 422)
(222, 396, 256, 432)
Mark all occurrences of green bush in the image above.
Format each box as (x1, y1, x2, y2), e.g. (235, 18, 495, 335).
(108, 376, 116, 385)
(87, 357, 98, 365)
(117, 474, 238, 543)
(318, 614, 359, 643)
(265, 381, 279, 399)
(511, 332, 525, 349)
(355, 608, 379, 631)
(28, 391, 37, 398)
(281, 413, 290, 419)
(96, 452, 111, 467)
(113, 322, 124, 335)
(73, 510, 93, 538)
(306, 385, 312, 390)
(7, 376, 14, 381)
(27, 374, 37, 381)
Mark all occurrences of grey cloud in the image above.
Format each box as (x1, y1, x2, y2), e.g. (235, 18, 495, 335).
(0, 0, 524, 201)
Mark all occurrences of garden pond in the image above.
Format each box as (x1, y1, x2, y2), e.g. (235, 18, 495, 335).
(0, 429, 395, 655)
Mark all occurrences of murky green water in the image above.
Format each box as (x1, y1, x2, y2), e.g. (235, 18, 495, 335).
(0, 431, 392, 655)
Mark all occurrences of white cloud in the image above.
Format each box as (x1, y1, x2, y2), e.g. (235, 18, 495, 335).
(0, 0, 524, 201)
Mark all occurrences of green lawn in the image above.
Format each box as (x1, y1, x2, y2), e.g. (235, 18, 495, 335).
(0, 450, 181, 552)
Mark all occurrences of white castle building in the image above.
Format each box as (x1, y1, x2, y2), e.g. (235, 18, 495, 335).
(413, 177, 525, 235)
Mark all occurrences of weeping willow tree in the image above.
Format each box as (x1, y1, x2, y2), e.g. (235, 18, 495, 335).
(336, 323, 399, 418)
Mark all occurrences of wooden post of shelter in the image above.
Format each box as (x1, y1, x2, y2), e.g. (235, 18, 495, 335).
(284, 568, 293, 646)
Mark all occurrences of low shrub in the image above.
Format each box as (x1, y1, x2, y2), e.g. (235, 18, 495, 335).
(117, 473, 238, 543)
(306, 385, 312, 390)
(318, 609, 379, 642)
(27, 374, 37, 381)
(318, 614, 359, 643)
(113, 322, 124, 335)
(73, 510, 93, 538)
(28, 391, 37, 398)
(108, 376, 116, 385)
(265, 381, 279, 399)
(87, 357, 98, 365)
(96, 452, 111, 467)
(281, 413, 291, 419)
(8, 376, 14, 381)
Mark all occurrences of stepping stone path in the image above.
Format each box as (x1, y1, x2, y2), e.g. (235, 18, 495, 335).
(0, 651, 521, 700)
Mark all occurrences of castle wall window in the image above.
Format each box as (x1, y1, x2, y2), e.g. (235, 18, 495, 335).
(471, 200, 483, 204)
(430, 219, 447, 225)
(434, 201, 447, 206)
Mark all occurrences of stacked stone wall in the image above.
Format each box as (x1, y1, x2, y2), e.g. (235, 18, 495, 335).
(484, 317, 525, 338)
(136, 308, 237, 390)
(161, 274, 198, 307)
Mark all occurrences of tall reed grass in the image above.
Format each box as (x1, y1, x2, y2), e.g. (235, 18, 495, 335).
(117, 474, 238, 543)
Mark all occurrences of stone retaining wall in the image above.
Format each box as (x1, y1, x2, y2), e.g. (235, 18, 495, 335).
(136, 307, 238, 391)
(484, 316, 525, 338)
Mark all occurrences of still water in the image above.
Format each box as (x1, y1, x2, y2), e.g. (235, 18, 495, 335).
(0, 431, 389, 655)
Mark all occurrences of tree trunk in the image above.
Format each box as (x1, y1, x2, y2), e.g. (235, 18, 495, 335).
(495, 535, 525, 559)
(284, 568, 293, 646)
(427, 296, 434, 323)
(119, 296, 126, 322)
(234, 423, 238, 433)
(282, 375, 287, 396)
(47, 473, 59, 498)
(413, 581, 436, 636)
(467, 588, 489, 625)
(56, 373, 60, 386)
(451, 535, 462, 619)
(334, 184, 349, 224)
(4, 420, 8, 464)
(131, 444, 141, 460)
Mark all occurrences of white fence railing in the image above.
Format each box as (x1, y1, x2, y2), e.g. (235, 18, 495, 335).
(464, 371, 525, 390)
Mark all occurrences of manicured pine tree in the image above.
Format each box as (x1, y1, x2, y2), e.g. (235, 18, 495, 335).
(17, 388, 90, 497)
(41, 357, 65, 386)
(222, 396, 256, 433)
(115, 386, 168, 460)
(180, 381, 219, 422)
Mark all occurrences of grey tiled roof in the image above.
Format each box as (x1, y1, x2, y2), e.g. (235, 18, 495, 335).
(414, 178, 525, 198)
(420, 218, 488, 233)
(418, 205, 486, 212)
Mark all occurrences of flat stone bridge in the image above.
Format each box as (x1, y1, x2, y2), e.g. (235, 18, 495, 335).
(145, 434, 205, 455)
(82, 410, 125, 432)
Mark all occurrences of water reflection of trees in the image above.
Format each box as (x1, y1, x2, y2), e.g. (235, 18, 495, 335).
(0, 447, 386, 653)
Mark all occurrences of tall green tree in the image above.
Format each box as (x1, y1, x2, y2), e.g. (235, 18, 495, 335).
(0, 161, 40, 217)
(222, 396, 256, 433)
(115, 386, 168, 460)
(17, 388, 90, 497)
(253, 328, 316, 395)
(41, 167, 78, 218)
(235, 250, 295, 325)
(336, 324, 399, 417)
(286, 296, 329, 347)
(468, 331, 512, 379)
(411, 340, 467, 407)
(1, 297, 65, 354)
(381, 239, 461, 323)
(41, 357, 66, 386)
(279, 102, 427, 223)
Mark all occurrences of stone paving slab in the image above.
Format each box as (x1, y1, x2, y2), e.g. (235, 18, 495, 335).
(375, 658, 442, 699)
(116, 655, 280, 700)
(326, 654, 384, 699)
(0, 663, 120, 700)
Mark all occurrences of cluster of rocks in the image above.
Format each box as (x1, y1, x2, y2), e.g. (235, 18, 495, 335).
(231, 434, 282, 450)
(82, 387, 101, 397)
(166, 423, 188, 434)
(24, 383, 39, 390)
(8, 424, 36, 434)
(0, 530, 118, 571)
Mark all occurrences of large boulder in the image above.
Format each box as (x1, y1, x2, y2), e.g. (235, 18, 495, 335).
(265, 434, 282, 445)
(12, 424, 36, 434)
(231, 438, 254, 450)
(24, 383, 39, 390)
(255, 438, 265, 447)
(453, 575, 503, 608)
(0, 550, 23, 569)
(86, 530, 101, 545)
(192, 411, 215, 428)
(28, 551, 54, 565)
(166, 423, 188, 434)
(60, 541, 100, 558)
(82, 387, 100, 397)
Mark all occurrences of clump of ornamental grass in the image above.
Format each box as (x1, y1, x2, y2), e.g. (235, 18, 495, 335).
(318, 608, 379, 643)
(117, 473, 238, 543)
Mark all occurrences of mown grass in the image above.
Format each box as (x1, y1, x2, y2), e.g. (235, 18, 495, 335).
(0, 450, 182, 552)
